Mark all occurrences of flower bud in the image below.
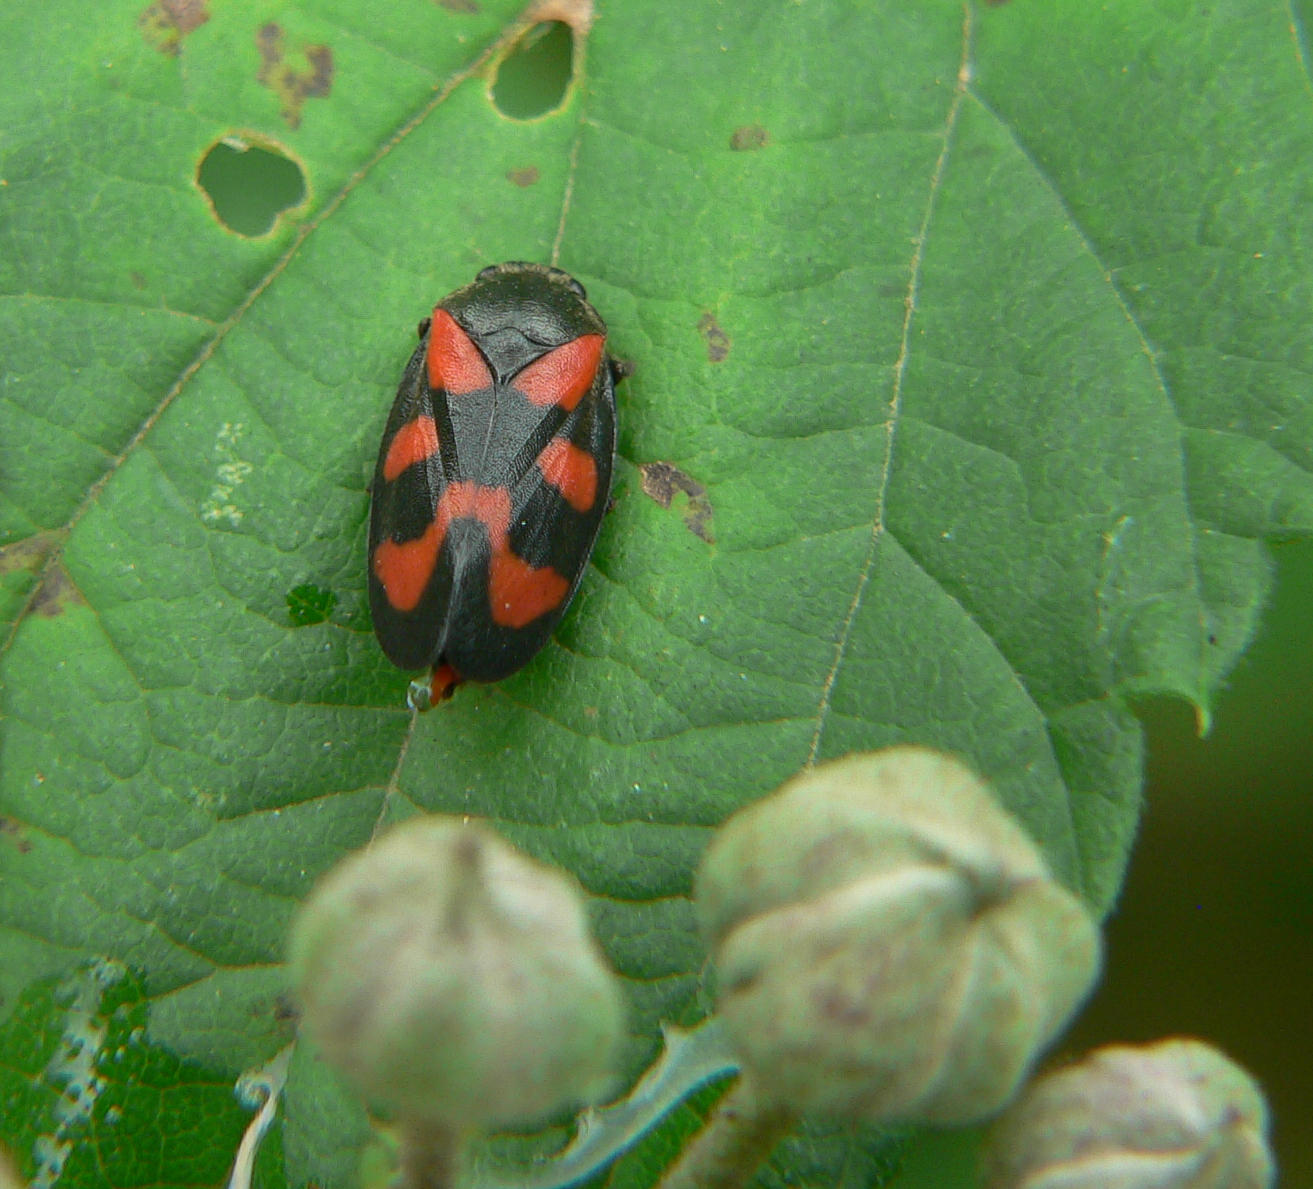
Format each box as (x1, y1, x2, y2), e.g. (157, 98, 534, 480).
(695, 747, 1100, 1125)
(981, 1039, 1274, 1189)
(288, 817, 624, 1130)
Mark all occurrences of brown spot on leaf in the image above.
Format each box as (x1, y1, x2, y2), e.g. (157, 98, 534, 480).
(697, 312, 730, 363)
(0, 817, 32, 855)
(138, 0, 210, 55)
(31, 564, 87, 618)
(256, 23, 334, 130)
(0, 532, 59, 578)
(438, 0, 480, 10)
(507, 166, 540, 187)
(130, 271, 148, 289)
(730, 124, 770, 152)
(640, 462, 715, 544)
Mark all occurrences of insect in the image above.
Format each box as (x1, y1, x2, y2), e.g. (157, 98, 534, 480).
(368, 262, 623, 707)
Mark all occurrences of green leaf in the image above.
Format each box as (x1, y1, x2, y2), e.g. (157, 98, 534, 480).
(2, 1, 1309, 1186)
(0, 963, 256, 1189)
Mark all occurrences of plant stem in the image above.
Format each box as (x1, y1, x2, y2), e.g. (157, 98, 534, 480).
(655, 1076, 797, 1189)
(399, 1121, 462, 1189)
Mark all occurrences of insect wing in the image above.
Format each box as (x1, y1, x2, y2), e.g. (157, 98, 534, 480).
(440, 342, 616, 682)
(368, 333, 455, 670)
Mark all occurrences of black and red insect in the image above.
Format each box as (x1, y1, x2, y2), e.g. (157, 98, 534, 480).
(368, 261, 623, 705)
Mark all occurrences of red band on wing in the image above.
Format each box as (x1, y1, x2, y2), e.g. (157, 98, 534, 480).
(427, 309, 493, 394)
(536, 437, 598, 513)
(489, 552, 570, 628)
(436, 482, 510, 540)
(512, 334, 604, 410)
(373, 521, 442, 612)
(383, 415, 439, 481)
(440, 482, 567, 627)
(376, 480, 568, 627)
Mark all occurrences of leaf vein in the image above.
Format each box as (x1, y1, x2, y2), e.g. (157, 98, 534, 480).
(805, 8, 975, 766)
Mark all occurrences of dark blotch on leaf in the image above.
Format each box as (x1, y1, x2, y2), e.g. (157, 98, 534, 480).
(287, 583, 337, 626)
(32, 565, 87, 618)
(438, 0, 480, 11)
(697, 312, 730, 363)
(730, 124, 770, 151)
(138, 0, 209, 56)
(640, 462, 715, 544)
(0, 817, 33, 854)
(507, 166, 540, 188)
(256, 23, 334, 130)
(0, 532, 58, 578)
(273, 993, 300, 1025)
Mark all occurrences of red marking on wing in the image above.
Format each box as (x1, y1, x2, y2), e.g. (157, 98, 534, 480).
(383, 415, 439, 481)
(427, 309, 492, 394)
(512, 334, 604, 410)
(436, 481, 510, 540)
(441, 482, 567, 627)
(373, 521, 442, 612)
(375, 480, 568, 628)
(537, 437, 598, 512)
(489, 552, 569, 628)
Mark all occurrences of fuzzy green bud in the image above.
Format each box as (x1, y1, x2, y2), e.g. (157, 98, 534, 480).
(696, 747, 1100, 1125)
(288, 817, 624, 1130)
(981, 1039, 1274, 1189)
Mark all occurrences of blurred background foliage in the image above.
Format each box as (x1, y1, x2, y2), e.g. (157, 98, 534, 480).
(1070, 535, 1313, 1187)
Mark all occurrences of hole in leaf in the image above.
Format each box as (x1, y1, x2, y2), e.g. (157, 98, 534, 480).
(197, 137, 306, 237)
(491, 22, 574, 119)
